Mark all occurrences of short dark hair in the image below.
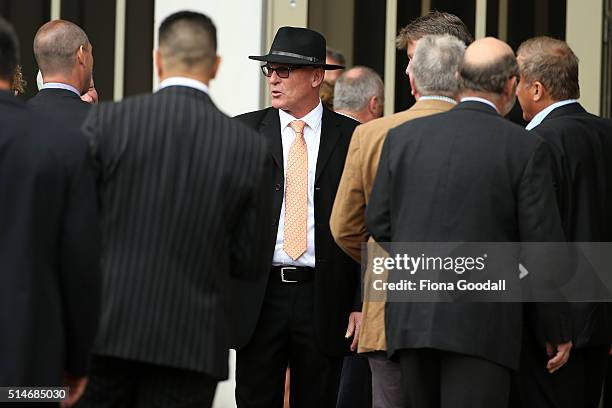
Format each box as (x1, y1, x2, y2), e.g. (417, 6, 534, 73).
(396, 11, 473, 50)
(0, 16, 19, 82)
(159, 11, 217, 68)
(459, 53, 519, 94)
(517, 36, 580, 100)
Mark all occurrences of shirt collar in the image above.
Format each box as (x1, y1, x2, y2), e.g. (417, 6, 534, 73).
(42, 82, 80, 97)
(159, 77, 209, 94)
(419, 95, 457, 105)
(525, 99, 578, 130)
(279, 100, 323, 135)
(460, 96, 499, 113)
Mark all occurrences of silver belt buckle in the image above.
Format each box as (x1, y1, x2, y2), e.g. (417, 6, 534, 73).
(281, 266, 298, 283)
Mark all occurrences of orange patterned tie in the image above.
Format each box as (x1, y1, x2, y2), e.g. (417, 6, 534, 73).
(284, 120, 308, 260)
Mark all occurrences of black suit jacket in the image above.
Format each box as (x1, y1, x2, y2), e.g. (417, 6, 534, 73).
(532, 102, 612, 347)
(28, 88, 91, 127)
(230, 106, 360, 356)
(366, 101, 570, 370)
(0, 91, 101, 385)
(82, 86, 270, 379)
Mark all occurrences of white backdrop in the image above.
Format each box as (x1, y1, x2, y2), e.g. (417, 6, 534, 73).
(154, 0, 265, 117)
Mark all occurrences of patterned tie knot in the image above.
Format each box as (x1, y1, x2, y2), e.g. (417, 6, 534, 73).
(289, 120, 306, 136)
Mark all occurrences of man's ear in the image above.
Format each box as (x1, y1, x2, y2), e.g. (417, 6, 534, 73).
(154, 49, 163, 79)
(209, 55, 221, 81)
(532, 81, 545, 102)
(409, 74, 417, 97)
(312, 67, 325, 88)
(76, 45, 86, 66)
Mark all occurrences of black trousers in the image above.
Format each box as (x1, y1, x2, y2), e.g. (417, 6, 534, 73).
(235, 277, 343, 408)
(511, 329, 609, 408)
(398, 348, 511, 408)
(74, 355, 218, 408)
(336, 355, 372, 408)
(604, 356, 612, 408)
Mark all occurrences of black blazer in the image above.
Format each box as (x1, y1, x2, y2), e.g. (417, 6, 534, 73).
(28, 87, 91, 127)
(0, 91, 101, 385)
(366, 101, 570, 370)
(82, 86, 270, 379)
(230, 106, 360, 356)
(532, 102, 612, 347)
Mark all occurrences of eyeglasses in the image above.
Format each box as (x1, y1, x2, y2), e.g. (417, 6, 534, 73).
(261, 65, 303, 78)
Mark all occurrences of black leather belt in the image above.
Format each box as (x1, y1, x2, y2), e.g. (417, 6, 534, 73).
(271, 266, 315, 283)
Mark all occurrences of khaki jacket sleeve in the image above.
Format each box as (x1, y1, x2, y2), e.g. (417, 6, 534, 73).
(330, 126, 367, 262)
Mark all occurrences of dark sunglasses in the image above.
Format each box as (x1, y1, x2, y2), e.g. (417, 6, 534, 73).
(261, 65, 305, 78)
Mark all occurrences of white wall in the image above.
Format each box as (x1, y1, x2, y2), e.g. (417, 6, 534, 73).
(154, 0, 265, 116)
(566, 0, 603, 115)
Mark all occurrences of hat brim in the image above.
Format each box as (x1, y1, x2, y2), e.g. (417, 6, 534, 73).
(249, 54, 344, 70)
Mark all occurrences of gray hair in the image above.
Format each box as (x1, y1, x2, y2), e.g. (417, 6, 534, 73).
(517, 36, 579, 100)
(333, 66, 384, 112)
(410, 34, 465, 97)
(34, 20, 89, 76)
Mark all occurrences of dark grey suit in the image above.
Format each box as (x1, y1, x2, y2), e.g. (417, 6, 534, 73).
(513, 102, 612, 408)
(0, 90, 101, 386)
(76, 85, 270, 406)
(366, 101, 571, 408)
(28, 87, 91, 127)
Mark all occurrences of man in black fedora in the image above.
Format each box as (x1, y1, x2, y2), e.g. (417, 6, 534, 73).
(230, 26, 361, 407)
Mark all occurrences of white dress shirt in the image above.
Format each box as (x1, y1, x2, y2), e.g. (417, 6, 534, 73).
(42, 82, 80, 97)
(159, 77, 209, 94)
(525, 99, 578, 130)
(273, 101, 323, 267)
(460, 96, 498, 113)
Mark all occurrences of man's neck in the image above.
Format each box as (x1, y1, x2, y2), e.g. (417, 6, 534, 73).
(159, 72, 210, 87)
(284, 97, 320, 119)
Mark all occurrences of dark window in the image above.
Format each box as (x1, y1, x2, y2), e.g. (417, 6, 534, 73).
(394, 1, 421, 112)
(124, 0, 153, 97)
(61, 0, 116, 101)
(0, 0, 51, 100)
(353, 0, 386, 80)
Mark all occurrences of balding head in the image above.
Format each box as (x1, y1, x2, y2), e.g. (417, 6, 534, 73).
(334, 66, 384, 123)
(157, 11, 218, 80)
(34, 20, 90, 77)
(460, 37, 517, 94)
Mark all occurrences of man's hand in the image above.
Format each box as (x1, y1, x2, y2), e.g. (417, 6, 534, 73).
(61, 374, 89, 407)
(345, 312, 362, 352)
(545, 341, 572, 374)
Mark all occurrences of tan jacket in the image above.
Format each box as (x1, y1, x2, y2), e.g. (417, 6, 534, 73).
(330, 98, 455, 353)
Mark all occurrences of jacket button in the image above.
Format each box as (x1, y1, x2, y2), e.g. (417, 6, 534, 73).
(272, 219, 278, 226)
(274, 184, 281, 191)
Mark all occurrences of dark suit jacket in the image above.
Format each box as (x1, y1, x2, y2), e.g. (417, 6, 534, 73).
(532, 102, 612, 347)
(0, 90, 101, 385)
(82, 85, 270, 380)
(366, 101, 570, 370)
(230, 105, 360, 356)
(28, 87, 91, 127)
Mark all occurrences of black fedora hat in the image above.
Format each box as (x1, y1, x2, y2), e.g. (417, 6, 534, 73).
(249, 26, 344, 70)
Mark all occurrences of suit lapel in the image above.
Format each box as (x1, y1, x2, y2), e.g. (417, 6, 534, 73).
(259, 108, 284, 173)
(315, 107, 343, 183)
